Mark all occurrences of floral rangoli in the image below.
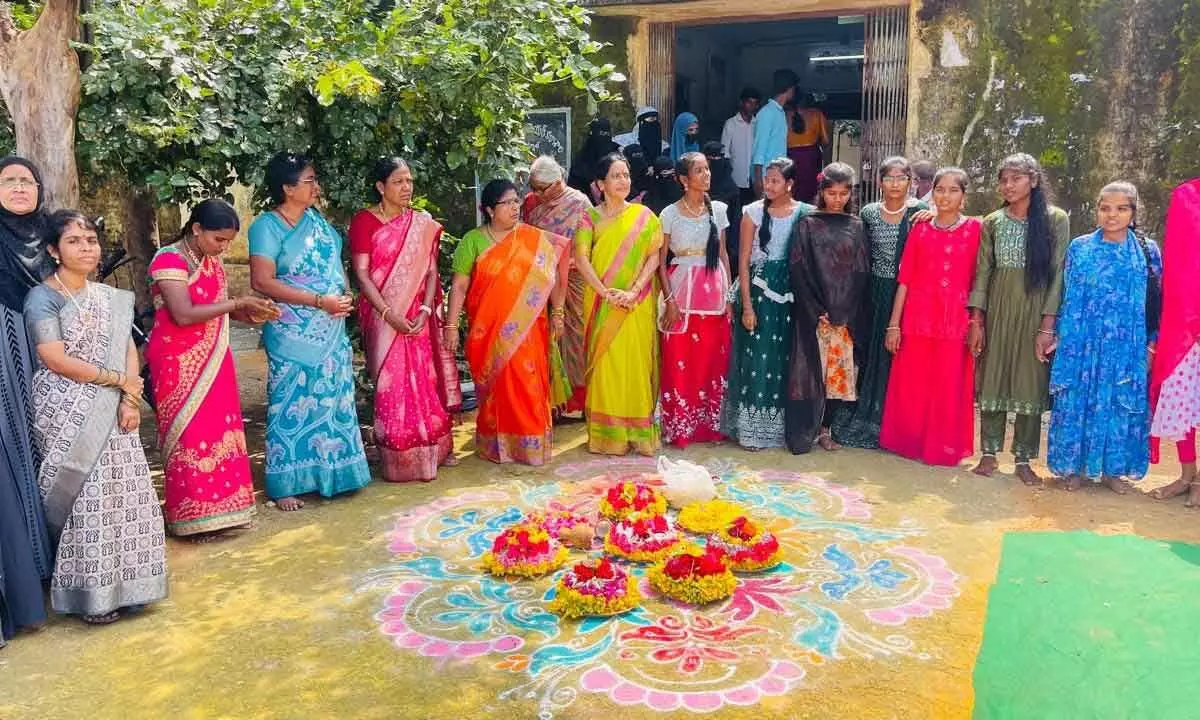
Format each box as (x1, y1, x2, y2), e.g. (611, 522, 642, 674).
(368, 458, 961, 717)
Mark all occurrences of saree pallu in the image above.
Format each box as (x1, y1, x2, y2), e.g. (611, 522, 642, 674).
(248, 209, 371, 499)
(578, 204, 663, 455)
(724, 260, 792, 449)
(24, 283, 167, 616)
(357, 209, 459, 482)
(146, 247, 255, 535)
(464, 224, 568, 465)
(661, 257, 730, 447)
(525, 187, 592, 413)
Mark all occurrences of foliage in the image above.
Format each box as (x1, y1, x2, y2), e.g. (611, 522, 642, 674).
(76, 0, 615, 234)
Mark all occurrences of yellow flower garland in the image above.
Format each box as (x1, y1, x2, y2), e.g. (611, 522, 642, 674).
(711, 524, 784, 572)
(482, 545, 570, 578)
(648, 559, 737, 605)
(548, 574, 642, 619)
(598, 482, 668, 521)
(676, 499, 749, 534)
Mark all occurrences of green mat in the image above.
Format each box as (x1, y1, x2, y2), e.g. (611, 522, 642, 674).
(973, 531, 1200, 720)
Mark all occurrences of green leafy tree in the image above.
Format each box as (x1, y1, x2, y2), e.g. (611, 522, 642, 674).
(78, 0, 614, 223)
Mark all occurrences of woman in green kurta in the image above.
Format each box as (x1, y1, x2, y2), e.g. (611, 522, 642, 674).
(967, 154, 1070, 485)
(832, 156, 928, 448)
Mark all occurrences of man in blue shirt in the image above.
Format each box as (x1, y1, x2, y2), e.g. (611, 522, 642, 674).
(751, 69, 799, 196)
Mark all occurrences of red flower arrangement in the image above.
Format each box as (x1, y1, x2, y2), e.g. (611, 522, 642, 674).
(707, 516, 783, 572)
(599, 481, 668, 521)
(482, 522, 570, 578)
(604, 513, 680, 562)
(648, 545, 738, 604)
(548, 557, 641, 618)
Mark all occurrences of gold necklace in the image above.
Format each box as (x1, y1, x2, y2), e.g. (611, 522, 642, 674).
(182, 238, 204, 268)
(681, 195, 705, 216)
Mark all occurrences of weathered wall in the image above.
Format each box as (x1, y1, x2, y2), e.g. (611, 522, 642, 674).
(910, 0, 1200, 235)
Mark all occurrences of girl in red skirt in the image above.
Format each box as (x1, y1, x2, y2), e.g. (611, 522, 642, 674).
(657, 151, 733, 447)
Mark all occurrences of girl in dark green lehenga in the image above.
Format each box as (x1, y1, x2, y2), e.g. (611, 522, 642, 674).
(724, 157, 814, 449)
(832, 157, 928, 448)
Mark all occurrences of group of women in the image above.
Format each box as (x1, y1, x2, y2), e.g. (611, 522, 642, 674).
(2, 140, 1198, 642)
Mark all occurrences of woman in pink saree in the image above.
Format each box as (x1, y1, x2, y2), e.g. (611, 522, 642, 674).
(351, 158, 461, 482)
(146, 199, 279, 537)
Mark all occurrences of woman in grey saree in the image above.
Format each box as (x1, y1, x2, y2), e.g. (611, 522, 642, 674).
(24, 211, 167, 624)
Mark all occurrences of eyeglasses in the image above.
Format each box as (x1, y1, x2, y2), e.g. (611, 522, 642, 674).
(0, 178, 38, 190)
(495, 198, 522, 207)
(881, 175, 910, 184)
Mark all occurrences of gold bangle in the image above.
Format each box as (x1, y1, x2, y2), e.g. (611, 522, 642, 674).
(314, 292, 323, 309)
(381, 307, 391, 322)
(886, 326, 901, 332)
(446, 323, 460, 330)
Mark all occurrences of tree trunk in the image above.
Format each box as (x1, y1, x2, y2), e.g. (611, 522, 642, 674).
(122, 188, 158, 313)
(0, 0, 81, 208)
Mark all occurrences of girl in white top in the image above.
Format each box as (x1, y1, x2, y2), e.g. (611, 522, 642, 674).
(656, 152, 733, 447)
(723, 157, 814, 448)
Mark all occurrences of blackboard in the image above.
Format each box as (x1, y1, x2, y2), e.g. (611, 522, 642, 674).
(525, 107, 572, 169)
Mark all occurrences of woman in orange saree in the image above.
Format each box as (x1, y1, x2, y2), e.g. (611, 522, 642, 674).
(574, 153, 664, 455)
(352, 158, 461, 482)
(445, 179, 570, 465)
(146, 199, 279, 537)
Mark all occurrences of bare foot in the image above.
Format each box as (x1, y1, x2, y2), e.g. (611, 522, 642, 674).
(1186, 482, 1200, 509)
(275, 496, 304, 512)
(83, 611, 120, 625)
(1150, 477, 1192, 500)
(442, 454, 460, 467)
(817, 431, 841, 452)
(1103, 476, 1133, 495)
(972, 455, 999, 477)
(1015, 463, 1043, 487)
(1062, 474, 1084, 492)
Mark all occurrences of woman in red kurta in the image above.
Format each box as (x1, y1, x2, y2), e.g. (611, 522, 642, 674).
(880, 168, 981, 466)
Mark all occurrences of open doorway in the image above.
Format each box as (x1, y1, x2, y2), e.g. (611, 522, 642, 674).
(666, 10, 908, 205)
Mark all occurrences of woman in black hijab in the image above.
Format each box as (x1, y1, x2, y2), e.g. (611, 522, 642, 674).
(568, 118, 619, 198)
(641, 155, 683, 215)
(0, 155, 53, 646)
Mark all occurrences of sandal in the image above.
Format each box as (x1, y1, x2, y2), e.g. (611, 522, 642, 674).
(816, 432, 841, 452)
(83, 611, 120, 625)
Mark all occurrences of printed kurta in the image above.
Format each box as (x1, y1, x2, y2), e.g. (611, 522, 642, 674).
(1048, 231, 1160, 479)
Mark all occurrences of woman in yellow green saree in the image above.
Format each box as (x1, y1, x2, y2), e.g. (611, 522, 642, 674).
(574, 153, 664, 455)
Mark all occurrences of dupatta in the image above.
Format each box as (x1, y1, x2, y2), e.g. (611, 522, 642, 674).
(464, 223, 567, 400)
(1150, 179, 1200, 457)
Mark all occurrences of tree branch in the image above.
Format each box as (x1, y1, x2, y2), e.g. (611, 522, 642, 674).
(0, 2, 17, 48)
(31, 0, 79, 40)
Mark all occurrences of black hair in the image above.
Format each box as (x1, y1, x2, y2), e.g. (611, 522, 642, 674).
(758, 157, 797, 252)
(878, 156, 912, 182)
(675, 152, 721, 271)
(933, 166, 969, 193)
(479, 178, 518, 223)
(264, 151, 313, 206)
(370, 156, 410, 202)
(44, 209, 98, 248)
(178, 198, 240, 243)
(595, 152, 631, 194)
(740, 86, 762, 103)
(1098, 180, 1139, 230)
(911, 159, 936, 181)
(999, 153, 1054, 292)
(771, 69, 799, 97)
(816, 162, 857, 214)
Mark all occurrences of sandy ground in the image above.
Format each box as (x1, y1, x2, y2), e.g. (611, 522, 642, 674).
(1, 349, 1198, 720)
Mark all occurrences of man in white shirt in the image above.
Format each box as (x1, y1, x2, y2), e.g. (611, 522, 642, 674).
(720, 87, 761, 199)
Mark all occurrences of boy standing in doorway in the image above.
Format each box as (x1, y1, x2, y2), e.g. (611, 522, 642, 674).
(751, 69, 798, 196)
(722, 87, 761, 208)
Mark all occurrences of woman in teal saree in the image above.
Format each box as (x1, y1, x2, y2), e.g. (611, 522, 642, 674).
(249, 152, 371, 511)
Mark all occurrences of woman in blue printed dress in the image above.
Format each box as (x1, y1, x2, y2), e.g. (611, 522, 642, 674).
(248, 152, 372, 511)
(1047, 182, 1162, 492)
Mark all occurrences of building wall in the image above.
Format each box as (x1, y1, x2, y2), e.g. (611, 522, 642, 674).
(593, 0, 1200, 233)
(909, 0, 1200, 233)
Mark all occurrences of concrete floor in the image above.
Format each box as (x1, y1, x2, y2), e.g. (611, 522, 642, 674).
(2, 351, 1198, 720)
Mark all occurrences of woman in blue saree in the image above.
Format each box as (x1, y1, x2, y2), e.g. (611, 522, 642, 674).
(249, 152, 371, 511)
